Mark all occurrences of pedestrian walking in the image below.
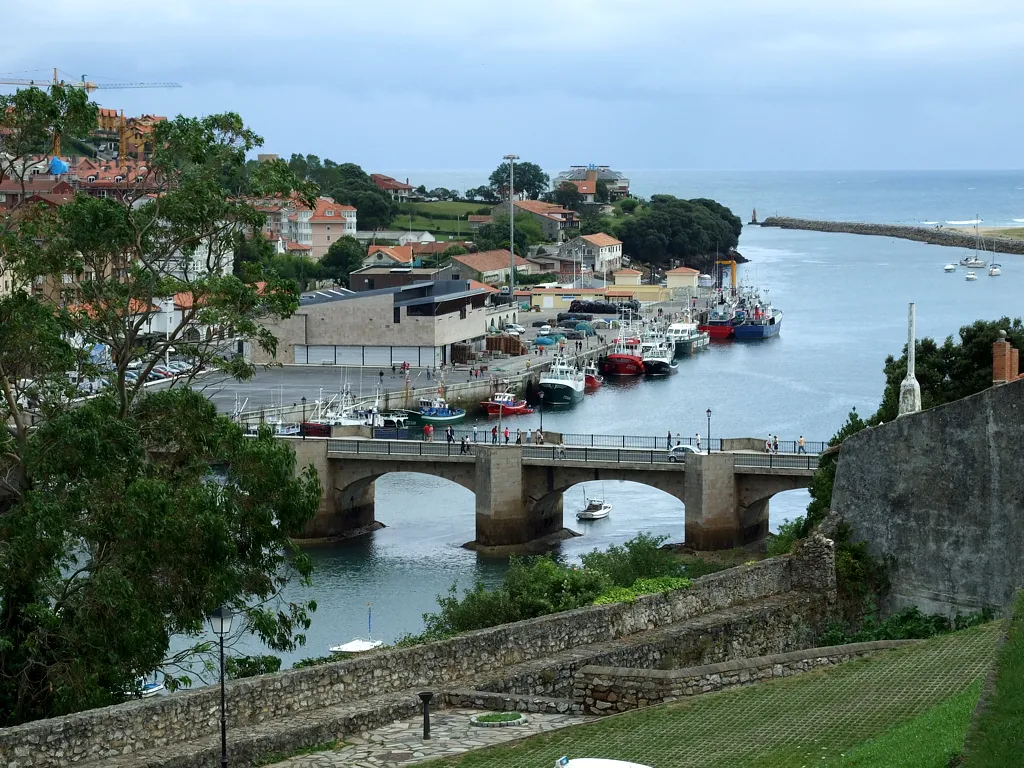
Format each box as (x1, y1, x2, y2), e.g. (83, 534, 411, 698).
(765, 434, 772, 453)
(504, 426, 510, 444)
(515, 428, 522, 444)
(426, 367, 431, 381)
(536, 429, 545, 445)
(526, 429, 533, 444)
(667, 431, 672, 450)
(473, 425, 479, 442)
(675, 432, 681, 446)
(798, 435, 806, 454)
(391, 363, 396, 376)
(695, 433, 702, 451)
(556, 438, 567, 460)
(492, 425, 498, 444)
(773, 434, 780, 454)
(459, 436, 468, 455)
(446, 426, 455, 444)
(378, 370, 384, 385)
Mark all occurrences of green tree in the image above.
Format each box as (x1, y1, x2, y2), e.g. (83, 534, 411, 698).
(287, 156, 396, 230)
(616, 195, 741, 269)
(618, 197, 639, 214)
(579, 213, 617, 237)
(489, 160, 549, 200)
(595, 179, 610, 204)
(552, 182, 584, 211)
(321, 236, 365, 286)
(475, 214, 544, 254)
(0, 91, 321, 724)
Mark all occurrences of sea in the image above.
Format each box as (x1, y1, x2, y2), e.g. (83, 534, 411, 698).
(185, 171, 1024, 667)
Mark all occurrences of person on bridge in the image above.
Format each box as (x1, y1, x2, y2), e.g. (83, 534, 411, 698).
(491, 425, 498, 444)
(515, 428, 522, 444)
(765, 434, 773, 453)
(695, 433, 702, 451)
(460, 436, 470, 455)
(504, 426, 510, 444)
(446, 426, 455, 444)
(391, 363, 396, 376)
(667, 431, 672, 450)
(773, 434, 780, 454)
(798, 435, 806, 454)
(473, 425, 479, 442)
(556, 438, 567, 460)
(378, 370, 384, 385)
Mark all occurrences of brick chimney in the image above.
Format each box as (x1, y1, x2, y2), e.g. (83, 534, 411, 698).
(992, 330, 1020, 385)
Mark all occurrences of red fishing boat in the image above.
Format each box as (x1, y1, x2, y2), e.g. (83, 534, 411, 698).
(698, 300, 739, 340)
(584, 361, 604, 390)
(480, 391, 534, 416)
(599, 333, 645, 376)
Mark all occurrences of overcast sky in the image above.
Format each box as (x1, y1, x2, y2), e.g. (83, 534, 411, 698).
(3, 0, 1022, 172)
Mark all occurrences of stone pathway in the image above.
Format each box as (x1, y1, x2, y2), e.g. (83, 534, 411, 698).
(265, 708, 592, 767)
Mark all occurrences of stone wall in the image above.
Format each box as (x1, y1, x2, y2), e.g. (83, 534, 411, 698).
(0, 540, 833, 768)
(759, 217, 1024, 255)
(574, 640, 916, 714)
(831, 378, 1024, 615)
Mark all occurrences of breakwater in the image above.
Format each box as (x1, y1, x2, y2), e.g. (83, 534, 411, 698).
(759, 217, 1024, 256)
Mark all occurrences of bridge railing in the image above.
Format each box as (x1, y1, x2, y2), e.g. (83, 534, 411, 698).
(732, 453, 820, 471)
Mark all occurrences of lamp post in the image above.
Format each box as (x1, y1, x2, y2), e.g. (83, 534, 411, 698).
(503, 153, 519, 296)
(705, 408, 712, 453)
(209, 605, 234, 768)
(539, 390, 545, 435)
(301, 396, 307, 440)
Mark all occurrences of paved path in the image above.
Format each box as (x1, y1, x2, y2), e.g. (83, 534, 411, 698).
(265, 709, 591, 767)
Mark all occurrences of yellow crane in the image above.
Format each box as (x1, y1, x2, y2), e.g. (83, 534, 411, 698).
(0, 68, 181, 153)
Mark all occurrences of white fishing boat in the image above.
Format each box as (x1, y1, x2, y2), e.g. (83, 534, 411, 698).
(330, 603, 384, 654)
(667, 320, 710, 354)
(576, 485, 612, 520)
(943, 264, 956, 273)
(639, 337, 676, 375)
(539, 355, 586, 405)
(965, 271, 978, 281)
(137, 675, 164, 698)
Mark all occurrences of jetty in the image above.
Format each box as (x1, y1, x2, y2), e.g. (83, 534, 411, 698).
(759, 216, 1024, 256)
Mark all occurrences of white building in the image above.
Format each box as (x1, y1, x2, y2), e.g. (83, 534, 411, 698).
(558, 233, 624, 275)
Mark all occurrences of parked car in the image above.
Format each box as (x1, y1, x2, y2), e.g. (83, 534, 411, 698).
(504, 329, 521, 338)
(532, 320, 549, 328)
(562, 330, 583, 340)
(538, 325, 552, 336)
(152, 366, 176, 378)
(667, 444, 703, 462)
(505, 323, 526, 334)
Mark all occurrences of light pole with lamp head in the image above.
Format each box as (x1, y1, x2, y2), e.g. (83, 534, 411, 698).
(503, 153, 519, 296)
(539, 390, 545, 435)
(301, 396, 307, 440)
(209, 605, 234, 768)
(706, 408, 712, 453)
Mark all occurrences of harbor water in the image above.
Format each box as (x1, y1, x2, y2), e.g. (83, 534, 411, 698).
(195, 171, 1024, 666)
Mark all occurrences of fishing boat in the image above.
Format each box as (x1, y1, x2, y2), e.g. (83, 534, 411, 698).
(538, 355, 586, 405)
(481, 390, 534, 416)
(599, 329, 644, 376)
(583, 361, 604, 390)
(640, 338, 676, 375)
(733, 304, 784, 340)
(576, 486, 612, 520)
(667, 320, 710, 354)
(137, 675, 164, 698)
(698, 299, 739, 340)
(965, 271, 978, 281)
(943, 264, 956, 273)
(404, 392, 466, 426)
(330, 603, 384, 655)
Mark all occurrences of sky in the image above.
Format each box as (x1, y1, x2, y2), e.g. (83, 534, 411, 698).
(3, 0, 1023, 174)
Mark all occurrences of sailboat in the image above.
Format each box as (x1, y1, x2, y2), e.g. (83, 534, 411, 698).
(959, 217, 987, 268)
(330, 602, 384, 654)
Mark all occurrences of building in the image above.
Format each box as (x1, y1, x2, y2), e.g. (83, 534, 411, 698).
(353, 230, 436, 246)
(450, 249, 530, 284)
(558, 233, 624, 274)
(362, 245, 415, 268)
(613, 268, 643, 287)
(552, 165, 630, 199)
(348, 264, 454, 292)
(489, 200, 580, 242)
(249, 280, 491, 368)
(665, 266, 700, 291)
(409, 241, 472, 261)
(0, 176, 74, 209)
(468, 214, 492, 230)
(121, 115, 167, 162)
(253, 193, 356, 260)
(370, 174, 414, 202)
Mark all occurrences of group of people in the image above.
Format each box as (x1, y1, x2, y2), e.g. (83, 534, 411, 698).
(764, 434, 808, 454)
(666, 431, 703, 450)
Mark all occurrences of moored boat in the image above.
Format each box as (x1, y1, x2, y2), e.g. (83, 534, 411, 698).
(944, 263, 957, 273)
(576, 496, 612, 520)
(667, 321, 710, 354)
(539, 355, 586, 405)
(699, 300, 738, 340)
(965, 271, 978, 281)
(989, 263, 1001, 276)
(404, 393, 466, 426)
(599, 331, 644, 376)
(583, 361, 603, 390)
(640, 339, 676, 375)
(481, 391, 534, 416)
(733, 306, 783, 340)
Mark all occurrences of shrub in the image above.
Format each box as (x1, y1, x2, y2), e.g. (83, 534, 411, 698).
(767, 517, 803, 556)
(292, 654, 342, 669)
(593, 576, 692, 605)
(580, 533, 683, 587)
(225, 654, 282, 679)
(819, 606, 995, 645)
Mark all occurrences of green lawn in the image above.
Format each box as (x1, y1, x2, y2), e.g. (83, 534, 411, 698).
(424, 623, 1000, 768)
(394, 214, 473, 238)
(989, 227, 1024, 240)
(406, 201, 489, 217)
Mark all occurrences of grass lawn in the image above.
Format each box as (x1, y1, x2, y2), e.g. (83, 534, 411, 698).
(394, 214, 472, 237)
(423, 623, 1000, 768)
(988, 227, 1024, 240)
(406, 201, 488, 217)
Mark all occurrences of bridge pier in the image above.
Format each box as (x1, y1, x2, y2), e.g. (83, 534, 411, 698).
(684, 453, 769, 550)
(475, 445, 564, 547)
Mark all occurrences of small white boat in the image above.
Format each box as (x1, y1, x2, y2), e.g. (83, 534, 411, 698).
(965, 271, 978, 281)
(960, 256, 985, 268)
(137, 676, 164, 698)
(943, 264, 956, 273)
(330, 602, 383, 654)
(577, 492, 612, 520)
(989, 264, 1001, 276)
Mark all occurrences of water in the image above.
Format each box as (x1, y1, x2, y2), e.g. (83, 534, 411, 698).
(198, 172, 1024, 666)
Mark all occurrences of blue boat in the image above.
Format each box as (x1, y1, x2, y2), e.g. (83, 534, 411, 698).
(733, 308, 783, 339)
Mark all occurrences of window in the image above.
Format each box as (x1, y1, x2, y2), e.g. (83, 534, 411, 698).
(393, 307, 401, 324)
(326, 235, 331, 242)
(460, 306, 467, 320)
(325, 209, 334, 216)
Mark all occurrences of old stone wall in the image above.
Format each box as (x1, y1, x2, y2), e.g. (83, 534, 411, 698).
(831, 378, 1024, 615)
(759, 217, 1024, 255)
(574, 640, 916, 714)
(0, 542, 833, 768)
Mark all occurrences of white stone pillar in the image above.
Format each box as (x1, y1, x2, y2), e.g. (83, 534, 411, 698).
(898, 302, 922, 416)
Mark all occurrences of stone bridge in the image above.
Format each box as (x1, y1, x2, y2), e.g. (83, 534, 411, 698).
(289, 438, 817, 550)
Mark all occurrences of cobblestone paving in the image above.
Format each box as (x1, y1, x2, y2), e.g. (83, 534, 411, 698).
(417, 624, 1001, 768)
(265, 709, 591, 767)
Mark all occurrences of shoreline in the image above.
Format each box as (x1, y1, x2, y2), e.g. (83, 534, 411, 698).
(758, 217, 1024, 255)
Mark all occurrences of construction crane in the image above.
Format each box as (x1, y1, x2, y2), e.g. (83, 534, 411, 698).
(0, 68, 181, 153)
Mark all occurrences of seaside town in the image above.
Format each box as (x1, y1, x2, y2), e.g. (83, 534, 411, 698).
(1, 8, 1022, 768)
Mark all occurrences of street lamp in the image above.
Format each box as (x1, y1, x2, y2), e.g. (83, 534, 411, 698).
(301, 396, 307, 440)
(539, 390, 545, 435)
(209, 605, 234, 768)
(503, 153, 519, 296)
(705, 408, 712, 453)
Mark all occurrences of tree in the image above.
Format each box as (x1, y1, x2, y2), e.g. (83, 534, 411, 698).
(488, 160, 549, 200)
(466, 186, 499, 203)
(321, 236, 366, 285)
(615, 195, 741, 270)
(287, 155, 396, 230)
(415, 184, 427, 194)
(619, 198, 639, 214)
(595, 179, 610, 204)
(552, 182, 584, 212)
(475, 214, 544, 255)
(0, 89, 321, 724)
(579, 214, 617, 237)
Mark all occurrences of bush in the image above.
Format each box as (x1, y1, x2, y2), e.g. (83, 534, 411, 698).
(767, 517, 803, 556)
(292, 654, 342, 669)
(580, 533, 683, 587)
(819, 606, 995, 646)
(225, 654, 282, 679)
(593, 576, 692, 605)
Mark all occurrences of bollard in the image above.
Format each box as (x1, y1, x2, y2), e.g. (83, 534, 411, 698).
(418, 691, 434, 740)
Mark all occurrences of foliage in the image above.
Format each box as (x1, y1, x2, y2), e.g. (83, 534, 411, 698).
(475, 213, 545, 253)
(488, 160, 549, 200)
(226, 654, 283, 679)
(820, 607, 994, 646)
(595, 179, 610, 204)
(321, 236, 366, 286)
(552, 182, 584, 211)
(615, 195, 742, 269)
(872, 317, 1024, 423)
(963, 591, 1024, 766)
(514, 271, 557, 286)
(442, 244, 468, 258)
(618, 197, 639, 214)
(578, 213, 617, 237)
(579, 533, 683, 587)
(801, 408, 869, 537)
(287, 154, 397, 229)
(465, 185, 500, 203)
(0, 90, 320, 724)
(766, 518, 803, 557)
(292, 654, 345, 668)
(592, 576, 692, 605)
(476, 712, 523, 723)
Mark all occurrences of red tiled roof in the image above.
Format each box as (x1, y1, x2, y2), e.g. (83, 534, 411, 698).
(25, 193, 75, 206)
(580, 233, 621, 247)
(409, 241, 472, 255)
(615, 268, 642, 275)
(666, 266, 700, 274)
(370, 174, 414, 192)
(309, 196, 356, 221)
(368, 244, 414, 264)
(468, 215, 492, 223)
(512, 200, 573, 216)
(451, 249, 528, 274)
(66, 298, 160, 318)
(468, 279, 499, 294)
(285, 241, 311, 252)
